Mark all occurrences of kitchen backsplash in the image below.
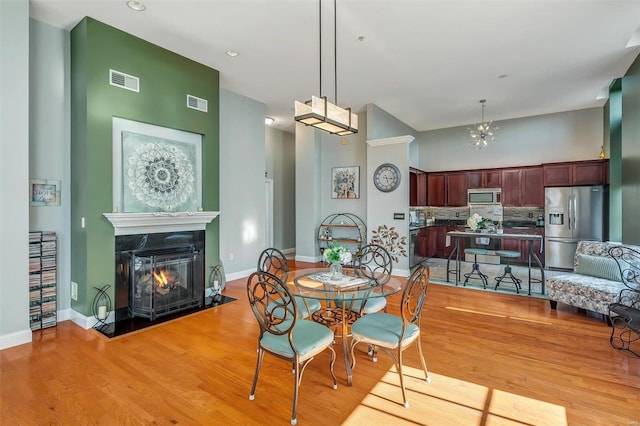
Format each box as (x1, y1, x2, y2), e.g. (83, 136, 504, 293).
(411, 206, 544, 224)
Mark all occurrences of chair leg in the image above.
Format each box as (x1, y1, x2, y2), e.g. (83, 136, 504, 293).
(291, 360, 300, 425)
(463, 255, 489, 288)
(416, 338, 431, 383)
(249, 348, 265, 400)
(397, 349, 409, 408)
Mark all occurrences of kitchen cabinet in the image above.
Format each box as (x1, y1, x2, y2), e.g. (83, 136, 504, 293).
(427, 173, 446, 206)
(500, 228, 544, 265)
(468, 169, 502, 189)
(543, 160, 607, 187)
(410, 170, 427, 206)
(446, 172, 468, 206)
(501, 166, 544, 207)
(520, 166, 544, 207)
(501, 168, 521, 206)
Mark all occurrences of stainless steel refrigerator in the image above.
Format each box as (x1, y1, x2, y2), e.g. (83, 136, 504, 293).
(545, 186, 604, 270)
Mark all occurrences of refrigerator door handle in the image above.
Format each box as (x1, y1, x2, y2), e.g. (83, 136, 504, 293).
(573, 194, 578, 233)
(567, 197, 572, 230)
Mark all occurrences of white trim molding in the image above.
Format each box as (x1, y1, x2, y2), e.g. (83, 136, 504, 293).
(103, 211, 220, 235)
(0, 328, 32, 350)
(366, 135, 415, 147)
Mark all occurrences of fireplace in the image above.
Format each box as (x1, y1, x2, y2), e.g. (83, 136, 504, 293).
(115, 231, 205, 322)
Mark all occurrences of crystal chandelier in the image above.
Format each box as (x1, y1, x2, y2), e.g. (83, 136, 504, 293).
(468, 99, 497, 149)
(294, 0, 358, 136)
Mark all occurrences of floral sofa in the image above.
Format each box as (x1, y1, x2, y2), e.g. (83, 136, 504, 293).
(546, 241, 638, 315)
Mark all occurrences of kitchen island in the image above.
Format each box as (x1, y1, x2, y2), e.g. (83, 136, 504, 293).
(446, 230, 545, 295)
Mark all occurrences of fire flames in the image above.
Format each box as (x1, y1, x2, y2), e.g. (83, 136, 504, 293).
(153, 269, 169, 287)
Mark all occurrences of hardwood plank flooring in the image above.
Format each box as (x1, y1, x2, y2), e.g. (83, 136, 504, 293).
(2, 260, 639, 425)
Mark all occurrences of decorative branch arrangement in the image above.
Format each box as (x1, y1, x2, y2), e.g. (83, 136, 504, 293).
(370, 225, 407, 263)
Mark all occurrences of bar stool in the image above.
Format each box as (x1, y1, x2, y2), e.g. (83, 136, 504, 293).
(463, 248, 489, 288)
(495, 250, 522, 293)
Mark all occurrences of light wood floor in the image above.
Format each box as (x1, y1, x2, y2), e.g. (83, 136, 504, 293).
(2, 260, 640, 425)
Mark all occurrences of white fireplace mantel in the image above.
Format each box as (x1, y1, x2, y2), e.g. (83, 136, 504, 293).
(103, 211, 220, 235)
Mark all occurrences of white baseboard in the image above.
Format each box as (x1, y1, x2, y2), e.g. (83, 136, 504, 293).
(225, 267, 255, 283)
(70, 308, 113, 330)
(280, 247, 296, 256)
(0, 328, 32, 350)
(295, 254, 322, 263)
(393, 268, 410, 278)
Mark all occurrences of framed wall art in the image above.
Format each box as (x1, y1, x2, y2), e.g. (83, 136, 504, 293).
(331, 166, 360, 199)
(30, 179, 61, 206)
(112, 117, 203, 213)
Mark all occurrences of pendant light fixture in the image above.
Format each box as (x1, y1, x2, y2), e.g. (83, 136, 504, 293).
(294, 0, 358, 136)
(468, 99, 497, 149)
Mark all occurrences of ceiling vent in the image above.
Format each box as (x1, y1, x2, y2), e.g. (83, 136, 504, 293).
(109, 69, 139, 92)
(187, 95, 208, 113)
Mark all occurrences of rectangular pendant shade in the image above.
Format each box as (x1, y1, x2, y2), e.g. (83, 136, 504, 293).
(294, 96, 358, 136)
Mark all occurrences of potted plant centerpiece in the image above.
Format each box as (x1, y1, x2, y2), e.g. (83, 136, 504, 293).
(323, 242, 352, 279)
(467, 213, 494, 232)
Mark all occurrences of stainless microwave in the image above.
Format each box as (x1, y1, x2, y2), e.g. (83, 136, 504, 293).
(467, 188, 502, 205)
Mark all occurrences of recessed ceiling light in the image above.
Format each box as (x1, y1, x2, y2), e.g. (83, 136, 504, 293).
(126, 1, 145, 11)
(265, 117, 275, 126)
(226, 50, 239, 57)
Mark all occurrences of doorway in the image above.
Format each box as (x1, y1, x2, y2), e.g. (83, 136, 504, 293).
(265, 178, 273, 248)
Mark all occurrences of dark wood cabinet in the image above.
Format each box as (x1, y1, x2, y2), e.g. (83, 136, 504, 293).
(410, 172, 417, 206)
(468, 169, 501, 189)
(427, 173, 446, 206)
(500, 167, 544, 207)
(543, 160, 607, 186)
(417, 173, 427, 206)
(500, 228, 544, 265)
(446, 172, 468, 206)
(520, 166, 544, 207)
(501, 168, 522, 206)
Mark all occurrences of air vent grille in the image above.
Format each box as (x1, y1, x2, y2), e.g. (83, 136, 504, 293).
(109, 69, 139, 92)
(187, 95, 208, 112)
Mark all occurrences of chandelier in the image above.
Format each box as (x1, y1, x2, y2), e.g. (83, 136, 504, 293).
(468, 99, 497, 149)
(294, 0, 358, 136)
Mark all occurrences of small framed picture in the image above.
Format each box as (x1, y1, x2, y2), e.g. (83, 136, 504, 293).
(30, 179, 61, 206)
(332, 166, 360, 199)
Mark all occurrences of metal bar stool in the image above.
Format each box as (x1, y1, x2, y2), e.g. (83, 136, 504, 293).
(463, 248, 489, 288)
(495, 250, 522, 293)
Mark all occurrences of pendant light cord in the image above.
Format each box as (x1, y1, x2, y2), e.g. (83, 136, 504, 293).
(334, 0, 338, 105)
(319, 0, 322, 97)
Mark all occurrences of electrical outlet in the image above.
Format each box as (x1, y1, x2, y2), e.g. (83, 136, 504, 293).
(229, 253, 234, 261)
(455, 212, 460, 217)
(528, 212, 534, 218)
(71, 281, 78, 301)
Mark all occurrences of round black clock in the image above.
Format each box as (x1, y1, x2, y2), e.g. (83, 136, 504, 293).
(373, 163, 401, 192)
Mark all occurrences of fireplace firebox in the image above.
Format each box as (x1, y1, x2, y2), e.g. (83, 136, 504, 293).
(115, 231, 205, 322)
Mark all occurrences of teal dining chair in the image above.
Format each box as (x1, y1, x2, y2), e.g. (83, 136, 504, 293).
(257, 247, 321, 319)
(247, 271, 337, 425)
(349, 264, 431, 408)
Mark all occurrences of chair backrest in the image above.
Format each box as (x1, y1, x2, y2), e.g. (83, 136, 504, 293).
(401, 264, 430, 327)
(257, 248, 290, 282)
(247, 270, 297, 337)
(354, 244, 393, 284)
(609, 246, 640, 290)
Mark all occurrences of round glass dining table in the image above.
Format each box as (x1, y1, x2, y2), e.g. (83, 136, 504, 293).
(286, 267, 404, 386)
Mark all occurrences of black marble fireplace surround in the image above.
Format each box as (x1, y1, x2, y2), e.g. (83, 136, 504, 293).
(90, 230, 228, 338)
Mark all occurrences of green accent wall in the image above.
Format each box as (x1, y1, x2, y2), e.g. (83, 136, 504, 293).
(70, 18, 219, 315)
(608, 79, 622, 242)
(621, 55, 640, 245)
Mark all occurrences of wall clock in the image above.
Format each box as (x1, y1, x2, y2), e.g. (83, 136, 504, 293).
(373, 163, 401, 192)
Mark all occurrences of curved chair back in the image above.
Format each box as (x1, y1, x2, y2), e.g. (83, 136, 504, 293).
(609, 246, 640, 291)
(401, 264, 430, 328)
(247, 270, 297, 338)
(354, 244, 393, 284)
(257, 247, 290, 282)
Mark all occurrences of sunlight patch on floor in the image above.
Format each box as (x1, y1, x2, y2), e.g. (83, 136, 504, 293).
(342, 366, 567, 426)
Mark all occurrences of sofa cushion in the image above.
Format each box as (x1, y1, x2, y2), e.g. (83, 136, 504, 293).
(575, 254, 622, 282)
(547, 273, 626, 314)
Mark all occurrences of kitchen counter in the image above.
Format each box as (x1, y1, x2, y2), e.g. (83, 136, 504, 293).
(445, 230, 545, 295)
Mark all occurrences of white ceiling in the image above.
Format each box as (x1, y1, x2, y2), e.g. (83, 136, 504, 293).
(29, 0, 640, 134)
